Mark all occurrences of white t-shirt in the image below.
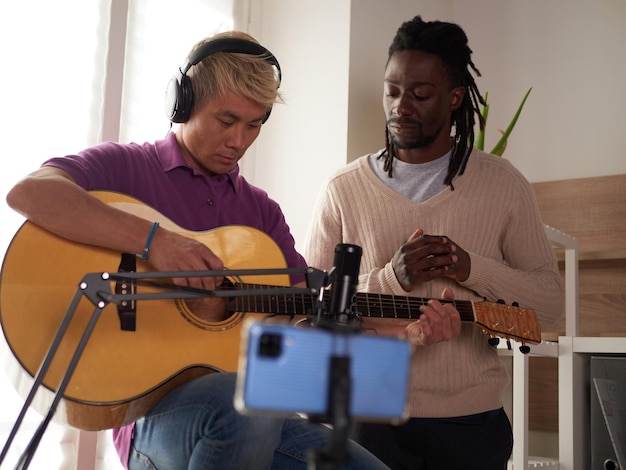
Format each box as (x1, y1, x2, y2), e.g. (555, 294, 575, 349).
(368, 149, 452, 203)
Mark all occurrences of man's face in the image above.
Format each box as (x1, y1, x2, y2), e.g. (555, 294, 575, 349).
(177, 90, 268, 176)
(383, 50, 464, 155)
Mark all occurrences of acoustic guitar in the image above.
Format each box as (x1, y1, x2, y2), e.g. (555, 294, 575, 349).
(0, 191, 541, 431)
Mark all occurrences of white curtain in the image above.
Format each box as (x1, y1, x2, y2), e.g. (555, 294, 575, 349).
(120, 0, 233, 144)
(0, 0, 233, 468)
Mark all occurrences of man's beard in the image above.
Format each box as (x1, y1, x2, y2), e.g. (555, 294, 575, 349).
(387, 119, 439, 149)
(391, 133, 437, 149)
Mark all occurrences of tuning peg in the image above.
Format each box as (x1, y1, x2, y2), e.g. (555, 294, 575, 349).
(512, 301, 520, 307)
(519, 345, 531, 354)
(488, 337, 500, 347)
(497, 299, 505, 304)
(506, 339, 512, 350)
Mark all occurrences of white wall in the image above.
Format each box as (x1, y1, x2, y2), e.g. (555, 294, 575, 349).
(238, 0, 352, 254)
(455, 0, 626, 182)
(245, 0, 626, 253)
(347, 1, 455, 163)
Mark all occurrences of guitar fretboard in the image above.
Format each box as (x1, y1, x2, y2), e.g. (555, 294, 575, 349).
(227, 283, 477, 322)
(353, 293, 476, 322)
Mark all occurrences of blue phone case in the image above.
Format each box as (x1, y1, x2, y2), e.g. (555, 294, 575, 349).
(235, 320, 411, 423)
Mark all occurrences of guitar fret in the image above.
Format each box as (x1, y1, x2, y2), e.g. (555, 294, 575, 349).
(258, 287, 264, 312)
(379, 293, 385, 318)
(405, 299, 415, 319)
(291, 294, 295, 314)
(245, 286, 251, 312)
(397, 297, 408, 318)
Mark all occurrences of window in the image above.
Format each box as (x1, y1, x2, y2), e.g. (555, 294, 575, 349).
(0, 0, 233, 468)
(120, 0, 234, 144)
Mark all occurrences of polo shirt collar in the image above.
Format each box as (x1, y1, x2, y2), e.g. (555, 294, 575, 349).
(155, 132, 241, 192)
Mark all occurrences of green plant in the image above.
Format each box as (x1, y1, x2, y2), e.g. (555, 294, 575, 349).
(476, 87, 532, 156)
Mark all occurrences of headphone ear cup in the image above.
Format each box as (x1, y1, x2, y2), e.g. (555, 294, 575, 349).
(165, 72, 194, 123)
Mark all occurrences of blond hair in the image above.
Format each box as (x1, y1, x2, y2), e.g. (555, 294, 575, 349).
(187, 31, 282, 115)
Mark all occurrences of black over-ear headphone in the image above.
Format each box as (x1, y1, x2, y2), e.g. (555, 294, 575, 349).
(164, 37, 282, 124)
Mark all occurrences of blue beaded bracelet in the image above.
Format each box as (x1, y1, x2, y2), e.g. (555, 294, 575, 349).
(141, 222, 160, 261)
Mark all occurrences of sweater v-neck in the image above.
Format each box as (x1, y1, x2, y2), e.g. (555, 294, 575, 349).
(361, 151, 467, 206)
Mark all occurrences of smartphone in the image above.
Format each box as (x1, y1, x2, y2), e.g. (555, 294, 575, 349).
(235, 320, 410, 423)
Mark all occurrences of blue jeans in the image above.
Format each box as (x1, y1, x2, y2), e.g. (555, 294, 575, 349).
(128, 372, 389, 470)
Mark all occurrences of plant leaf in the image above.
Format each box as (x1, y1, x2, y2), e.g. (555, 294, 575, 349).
(490, 87, 532, 156)
(476, 91, 489, 151)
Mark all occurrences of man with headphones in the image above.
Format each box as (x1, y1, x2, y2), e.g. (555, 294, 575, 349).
(6, 31, 387, 469)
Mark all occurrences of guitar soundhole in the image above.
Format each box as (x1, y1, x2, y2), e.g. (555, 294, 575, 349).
(175, 297, 242, 331)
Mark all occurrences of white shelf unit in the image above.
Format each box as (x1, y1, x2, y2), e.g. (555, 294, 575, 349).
(559, 338, 626, 470)
(550, 224, 626, 470)
(501, 226, 575, 469)
(502, 225, 626, 469)
(500, 340, 559, 469)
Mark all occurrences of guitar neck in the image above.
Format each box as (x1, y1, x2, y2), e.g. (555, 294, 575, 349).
(353, 292, 476, 322)
(228, 286, 476, 322)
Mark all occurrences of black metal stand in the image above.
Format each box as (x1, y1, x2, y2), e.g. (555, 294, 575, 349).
(307, 243, 363, 470)
(1, 287, 99, 470)
(0, 266, 319, 470)
(307, 329, 358, 470)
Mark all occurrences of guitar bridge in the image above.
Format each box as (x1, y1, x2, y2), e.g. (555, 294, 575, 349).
(116, 253, 137, 331)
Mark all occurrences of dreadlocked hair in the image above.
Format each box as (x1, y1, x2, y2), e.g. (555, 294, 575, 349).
(380, 16, 486, 188)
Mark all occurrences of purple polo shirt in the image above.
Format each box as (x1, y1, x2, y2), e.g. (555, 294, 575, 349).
(43, 132, 307, 468)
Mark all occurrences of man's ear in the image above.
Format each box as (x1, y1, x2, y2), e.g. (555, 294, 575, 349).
(449, 86, 466, 111)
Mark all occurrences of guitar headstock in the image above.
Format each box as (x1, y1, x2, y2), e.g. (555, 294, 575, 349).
(473, 301, 541, 345)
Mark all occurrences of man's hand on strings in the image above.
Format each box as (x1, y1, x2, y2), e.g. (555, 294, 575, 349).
(147, 228, 230, 322)
(148, 227, 225, 291)
(404, 288, 462, 346)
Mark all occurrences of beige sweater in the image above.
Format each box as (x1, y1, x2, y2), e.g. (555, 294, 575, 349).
(304, 150, 564, 418)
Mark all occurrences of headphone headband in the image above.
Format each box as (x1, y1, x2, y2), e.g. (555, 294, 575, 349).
(165, 37, 281, 124)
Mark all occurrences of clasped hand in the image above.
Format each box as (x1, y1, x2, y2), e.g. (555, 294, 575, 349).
(392, 228, 470, 292)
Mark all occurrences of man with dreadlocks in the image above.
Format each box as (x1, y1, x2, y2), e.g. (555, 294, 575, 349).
(304, 15, 564, 470)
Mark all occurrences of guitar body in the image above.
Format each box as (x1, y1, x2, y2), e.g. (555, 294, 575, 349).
(0, 191, 291, 430)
